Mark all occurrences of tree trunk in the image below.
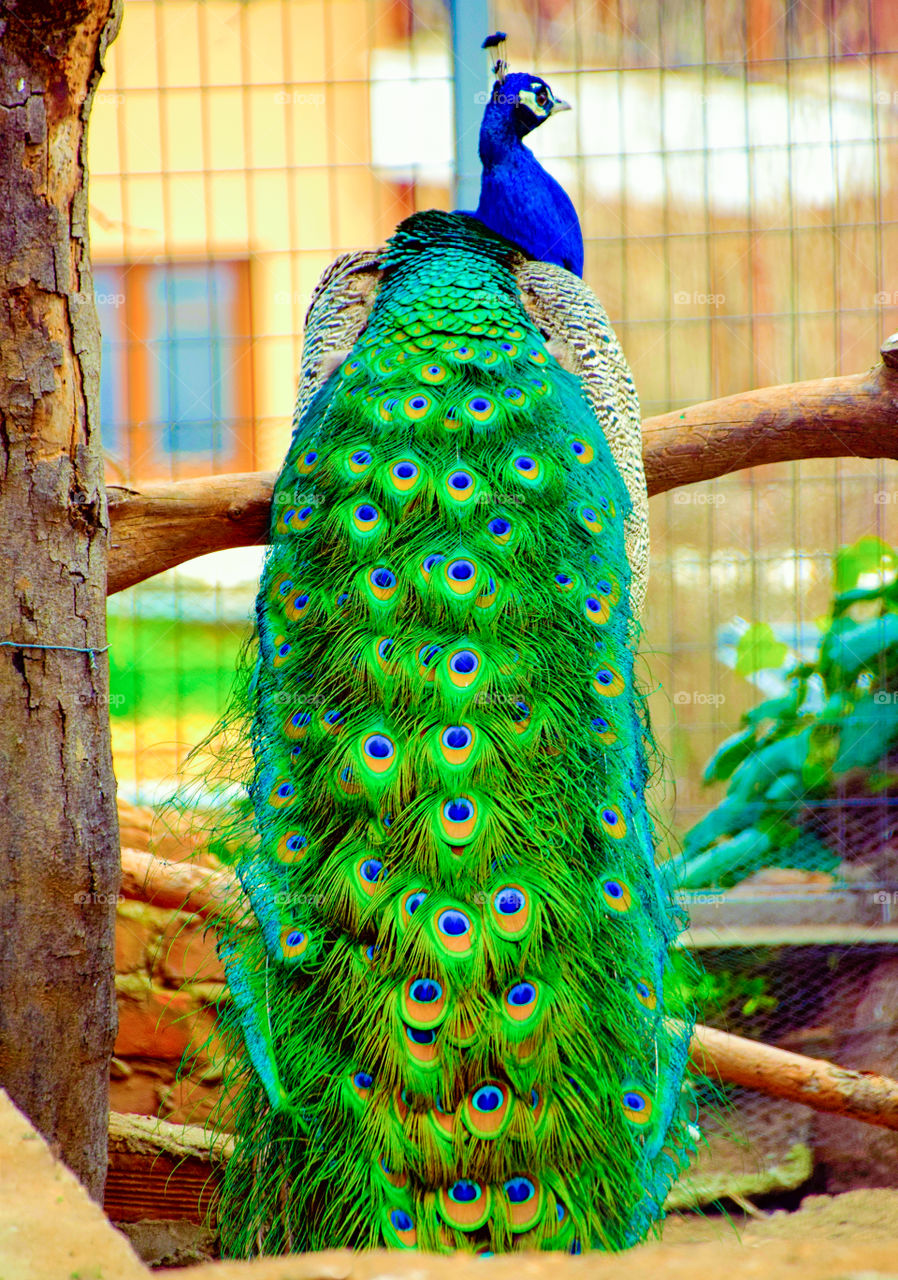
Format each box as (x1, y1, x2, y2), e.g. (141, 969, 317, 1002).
(0, 0, 122, 1202)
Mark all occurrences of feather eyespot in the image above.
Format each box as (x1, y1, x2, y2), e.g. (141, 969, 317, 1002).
(296, 450, 319, 475)
(589, 714, 617, 745)
(445, 469, 476, 503)
(579, 503, 603, 534)
(437, 908, 471, 938)
(389, 459, 421, 493)
(336, 763, 362, 796)
(439, 723, 475, 764)
(505, 980, 538, 1019)
(585, 593, 612, 625)
(416, 641, 442, 680)
(505, 702, 528, 737)
(442, 557, 479, 596)
(527, 348, 548, 365)
(600, 805, 627, 839)
(367, 566, 398, 602)
(489, 884, 530, 937)
(635, 978, 657, 1010)
(601, 877, 633, 912)
(622, 1087, 654, 1126)
(280, 927, 310, 961)
(268, 779, 296, 809)
(387, 1207, 416, 1247)
(439, 1179, 492, 1230)
(439, 795, 478, 842)
(375, 636, 395, 671)
(403, 393, 432, 421)
(418, 361, 448, 383)
(277, 830, 308, 862)
(592, 664, 626, 696)
(452, 340, 480, 360)
(570, 437, 595, 464)
(351, 503, 380, 534)
(511, 454, 544, 484)
(271, 637, 292, 667)
(362, 733, 396, 774)
(488, 516, 512, 548)
(400, 889, 428, 928)
(348, 448, 373, 474)
(475, 576, 498, 609)
(446, 647, 480, 686)
(464, 394, 496, 423)
(419, 552, 445, 584)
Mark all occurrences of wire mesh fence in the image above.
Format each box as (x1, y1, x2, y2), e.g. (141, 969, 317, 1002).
(94, 0, 898, 1194)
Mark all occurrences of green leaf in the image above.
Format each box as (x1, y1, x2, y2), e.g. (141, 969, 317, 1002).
(702, 727, 757, 784)
(833, 696, 898, 773)
(763, 771, 805, 806)
(729, 728, 814, 799)
(834, 536, 897, 595)
(734, 623, 789, 676)
(683, 798, 767, 855)
(677, 827, 772, 889)
(820, 615, 898, 682)
(742, 690, 801, 727)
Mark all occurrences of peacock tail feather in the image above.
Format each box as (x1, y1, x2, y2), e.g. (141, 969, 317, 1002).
(210, 209, 696, 1256)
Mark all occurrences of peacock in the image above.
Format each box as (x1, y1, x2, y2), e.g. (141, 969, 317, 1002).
(206, 40, 697, 1257)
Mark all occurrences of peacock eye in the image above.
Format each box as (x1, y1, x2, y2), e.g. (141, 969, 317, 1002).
(535, 87, 549, 107)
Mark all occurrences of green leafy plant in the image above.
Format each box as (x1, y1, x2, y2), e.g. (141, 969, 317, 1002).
(675, 537, 898, 889)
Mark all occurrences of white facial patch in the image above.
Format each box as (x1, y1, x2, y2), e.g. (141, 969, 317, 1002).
(517, 86, 551, 117)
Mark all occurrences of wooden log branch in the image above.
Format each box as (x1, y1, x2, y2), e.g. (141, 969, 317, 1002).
(119, 847, 236, 919)
(689, 1021, 898, 1132)
(644, 356, 898, 496)
(107, 472, 274, 596)
(106, 350, 898, 594)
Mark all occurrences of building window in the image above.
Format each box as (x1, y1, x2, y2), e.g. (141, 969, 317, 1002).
(94, 260, 254, 480)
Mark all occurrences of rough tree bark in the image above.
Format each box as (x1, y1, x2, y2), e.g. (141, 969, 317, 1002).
(0, 0, 122, 1201)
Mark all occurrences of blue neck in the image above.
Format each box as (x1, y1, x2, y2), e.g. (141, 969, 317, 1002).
(472, 100, 584, 277)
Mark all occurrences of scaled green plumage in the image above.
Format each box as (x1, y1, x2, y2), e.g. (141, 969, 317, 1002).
(210, 209, 695, 1255)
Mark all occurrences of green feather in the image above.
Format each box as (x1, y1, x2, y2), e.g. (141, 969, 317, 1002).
(209, 210, 695, 1257)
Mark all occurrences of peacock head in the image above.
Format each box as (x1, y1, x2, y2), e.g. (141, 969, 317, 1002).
(485, 71, 571, 141)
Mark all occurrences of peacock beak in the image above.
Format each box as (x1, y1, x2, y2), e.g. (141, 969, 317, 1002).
(549, 98, 572, 115)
